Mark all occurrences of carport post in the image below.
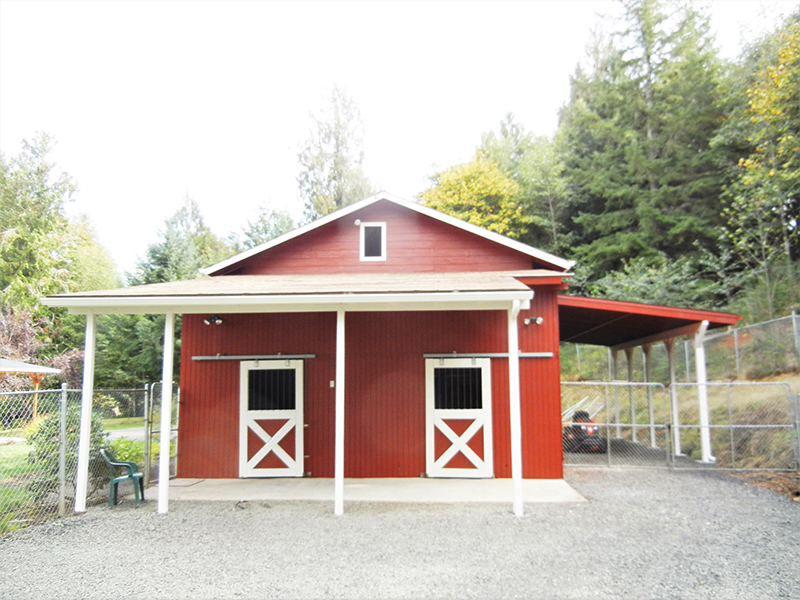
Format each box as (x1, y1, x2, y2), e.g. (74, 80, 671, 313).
(334, 309, 345, 516)
(693, 321, 714, 463)
(624, 347, 636, 441)
(74, 312, 97, 513)
(610, 349, 621, 438)
(643, 344, 656, 447)
(157, 312, 176, 514)
(508, 300, 524, 517)
(664, 338, 683, 456)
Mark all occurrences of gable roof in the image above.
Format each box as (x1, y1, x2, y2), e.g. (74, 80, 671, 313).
(202, 192, 574, 276)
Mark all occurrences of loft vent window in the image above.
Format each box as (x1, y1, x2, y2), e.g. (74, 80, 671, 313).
(360, 222, 386, 261)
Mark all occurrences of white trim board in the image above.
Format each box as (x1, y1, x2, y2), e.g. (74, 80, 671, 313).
(202, 192, 573, 275)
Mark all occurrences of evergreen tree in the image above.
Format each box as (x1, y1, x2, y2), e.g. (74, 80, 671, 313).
(481, 115, 567, 252)
(558, 0, 726, 277)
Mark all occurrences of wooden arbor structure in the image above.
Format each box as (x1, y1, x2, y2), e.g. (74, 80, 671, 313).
(0, 358, 62, 421)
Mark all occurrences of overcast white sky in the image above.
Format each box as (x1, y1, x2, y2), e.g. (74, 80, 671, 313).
(0, 0, 795, 276)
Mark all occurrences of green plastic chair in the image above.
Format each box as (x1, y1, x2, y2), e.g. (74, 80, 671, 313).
(100, 449, 145, 508)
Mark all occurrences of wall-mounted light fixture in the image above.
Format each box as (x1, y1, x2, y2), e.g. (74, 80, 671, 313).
(524, 317, 544, 326)
(204, 315, 223, 326)
(354, 219, 361, 226)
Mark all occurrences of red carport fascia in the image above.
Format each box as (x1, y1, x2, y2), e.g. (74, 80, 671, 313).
(557, 295, 741, 326)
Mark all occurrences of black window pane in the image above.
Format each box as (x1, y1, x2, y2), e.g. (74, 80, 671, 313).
(434, 368, 482, 410)
(248, 369, 295, 410)
(364, 226, 383, 257)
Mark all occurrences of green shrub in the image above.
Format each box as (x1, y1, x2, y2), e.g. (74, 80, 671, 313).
(25, 406, 110, 502)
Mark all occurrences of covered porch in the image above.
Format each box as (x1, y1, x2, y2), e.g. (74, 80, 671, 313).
(43, 271, 552, 517)
(168, 476, 585, 504)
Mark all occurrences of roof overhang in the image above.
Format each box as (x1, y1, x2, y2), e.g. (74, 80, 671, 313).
(0, 359, 61, 376)
(41, 272, 551, 315)
(557, 295, 741, 349)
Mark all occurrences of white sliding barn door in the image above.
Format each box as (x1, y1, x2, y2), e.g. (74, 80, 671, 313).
(425, 358, 493, 478)
(239, 360, 304, 477)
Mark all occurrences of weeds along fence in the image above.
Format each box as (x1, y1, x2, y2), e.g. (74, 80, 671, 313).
(0, 384, 177, 534)
(561, 312, 800, 382)
(561, 381, 800, 470)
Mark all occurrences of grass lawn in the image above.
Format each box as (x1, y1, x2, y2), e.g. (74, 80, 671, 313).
(0, 442, 36, 479)
(103, 417, 145, 431)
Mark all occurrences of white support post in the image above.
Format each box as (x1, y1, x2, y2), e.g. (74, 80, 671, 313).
(665, 338, 683, 456)
(74, 312, 96, 513)
(334, 309, 346, 516)
(157, 313, 175, 514)
(643, 344, 656, 447)
(611, 349, 621, 438)
(508, 300, 524, 517)
(693, 321, 714, 463)
(625, 347, 636, 441)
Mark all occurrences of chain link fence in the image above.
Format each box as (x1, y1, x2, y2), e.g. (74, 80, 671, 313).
(0, 384, 179, 534)
(561, 382, 800, 471)
(561, 313, 800, 383)
(671, 382, 799, 470)
(704, 313, 800, 380)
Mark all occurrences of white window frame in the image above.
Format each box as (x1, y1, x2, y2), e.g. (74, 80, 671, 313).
(359, 222, 387, 262)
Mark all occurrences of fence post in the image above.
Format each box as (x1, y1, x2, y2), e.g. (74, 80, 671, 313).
(58, 383, 67, 518)
(143, 384, 151, 488)
(794, 392, 800, 471)
(734, 329, 741, 379)
(793, 311, 800, 370)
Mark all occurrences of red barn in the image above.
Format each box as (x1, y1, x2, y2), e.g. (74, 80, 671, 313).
(43, 192, 739, 515)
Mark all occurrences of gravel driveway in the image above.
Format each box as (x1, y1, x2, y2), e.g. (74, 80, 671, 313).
(1, 468, 798, 599)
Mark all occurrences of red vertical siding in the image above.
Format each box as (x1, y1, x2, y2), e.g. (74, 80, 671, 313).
(178, 286, 564, 480)
(519, 286, 564, 478)
(226, 201, 535, 275)
(178, 313, 337, 478)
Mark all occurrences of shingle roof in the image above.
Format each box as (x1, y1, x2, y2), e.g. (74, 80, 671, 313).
(42, 271, 569, 314)
(46, 271, 564, 299)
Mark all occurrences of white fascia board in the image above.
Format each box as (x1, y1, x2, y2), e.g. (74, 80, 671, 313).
(202, 192, 573, 275)
(387, 197, 574, 272)
(201, 193, 403, 275)
(43, 289, 533, 315)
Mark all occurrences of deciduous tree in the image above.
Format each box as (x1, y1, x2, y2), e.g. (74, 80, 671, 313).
(419, 152, 526, 239)
(297, 86, 374, 221)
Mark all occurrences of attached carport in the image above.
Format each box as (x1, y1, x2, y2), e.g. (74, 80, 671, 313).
(557, 295, 741, 462)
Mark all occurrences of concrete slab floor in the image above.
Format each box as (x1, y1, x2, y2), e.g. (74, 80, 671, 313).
(167, 477, 586, 504)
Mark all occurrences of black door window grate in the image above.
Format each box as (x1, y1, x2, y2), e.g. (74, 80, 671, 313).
(434, 368, 482, 410)
(248, 369, 296, 410)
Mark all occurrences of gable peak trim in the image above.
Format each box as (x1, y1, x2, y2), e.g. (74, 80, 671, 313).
(201, 191, 573, 275)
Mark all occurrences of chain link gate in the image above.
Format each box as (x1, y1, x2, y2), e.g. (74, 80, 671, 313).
(561, 382, 672, 467)
(143, 382, 180, 487)
(561, 381, 799, 471)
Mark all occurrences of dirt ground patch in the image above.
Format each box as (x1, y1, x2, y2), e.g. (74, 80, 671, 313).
(729, 470, 800, 501)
